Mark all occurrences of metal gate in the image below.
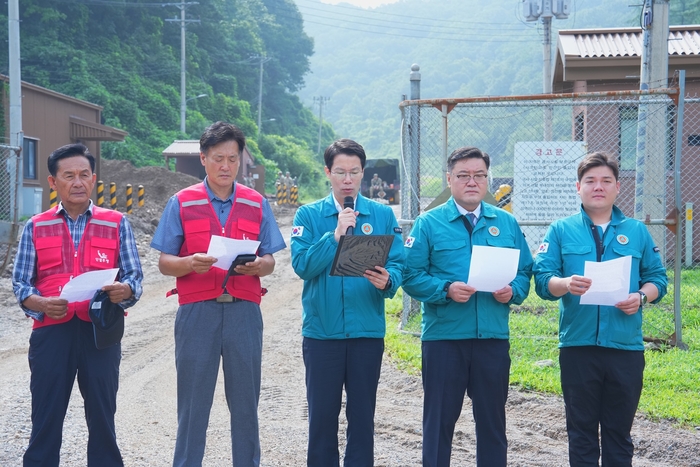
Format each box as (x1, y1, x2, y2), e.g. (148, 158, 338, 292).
(399, 83, 693, 348)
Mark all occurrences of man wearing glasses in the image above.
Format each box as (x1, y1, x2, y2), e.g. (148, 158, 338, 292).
(290, 138, 404, 466)
(402, 146, 533, 467)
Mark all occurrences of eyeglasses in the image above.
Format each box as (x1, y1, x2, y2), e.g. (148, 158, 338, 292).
(453, 173, 488, 183)
(330, 170, 363, 180)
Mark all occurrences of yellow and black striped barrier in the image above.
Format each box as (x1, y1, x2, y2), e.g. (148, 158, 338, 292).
(494, 184, 512, 213)
(126, 184, 133, 214)
(290, 184, 298, 205)
(276, 183, 288, 205)
(97, 181, 104, 207)
(137, 185, 144, 208)
(110, 182, 117, 209)
(49, 187, 57, 208)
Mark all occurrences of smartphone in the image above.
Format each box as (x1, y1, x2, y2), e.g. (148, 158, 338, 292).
(229, 254, 257, 275)
(222, 254, 258, 288)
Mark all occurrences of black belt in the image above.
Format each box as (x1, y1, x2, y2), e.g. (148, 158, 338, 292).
(214, 294, 244, 303)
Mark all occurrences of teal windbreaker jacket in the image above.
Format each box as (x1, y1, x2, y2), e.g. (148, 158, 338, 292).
(533, 205, 668, 351)
(403, 199, 533, 341)
(291, 194, 404, 340)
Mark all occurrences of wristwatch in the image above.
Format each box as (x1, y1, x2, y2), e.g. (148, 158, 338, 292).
(637, 290, 648, 308)
(383, 277, 393, 291)
(443, 281, 453, 296)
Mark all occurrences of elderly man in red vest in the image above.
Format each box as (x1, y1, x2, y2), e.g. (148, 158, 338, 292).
(151, 121, 286, 467)
(12, 143, 143, 467)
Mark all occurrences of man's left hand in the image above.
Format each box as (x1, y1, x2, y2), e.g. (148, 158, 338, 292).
(492, 285, 513, 304)
(235, 256, 264, 276)
(364, 266, 390, 290)
(615, 293, 642, 315)
(102, 282, 133, 303)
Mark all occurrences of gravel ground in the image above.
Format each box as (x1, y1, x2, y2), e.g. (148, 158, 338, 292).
(1, 160, 699, 466)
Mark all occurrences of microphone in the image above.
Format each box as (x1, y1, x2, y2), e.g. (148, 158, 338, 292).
(343, 196, 354, 235)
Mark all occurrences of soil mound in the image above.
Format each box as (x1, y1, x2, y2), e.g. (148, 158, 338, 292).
(99, 159, 202, 236)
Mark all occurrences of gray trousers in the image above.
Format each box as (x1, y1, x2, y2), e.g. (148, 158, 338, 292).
(172, 299, 263, 467)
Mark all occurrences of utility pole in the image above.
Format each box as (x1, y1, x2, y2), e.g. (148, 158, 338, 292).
(313, 96, 329, 156)
(8, 0, 22, 231)
(523, 0, 570, 140)
(165, 2, 199, 135)
(635, 0, 669, 250)
(255, 54, 271, 137)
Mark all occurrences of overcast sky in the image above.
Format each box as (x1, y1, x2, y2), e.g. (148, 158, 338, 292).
(320, 0, 400, 8)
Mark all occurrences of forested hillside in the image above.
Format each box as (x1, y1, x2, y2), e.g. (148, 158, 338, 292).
(294, 0, 700, 159)
(0, 0, 335, 196)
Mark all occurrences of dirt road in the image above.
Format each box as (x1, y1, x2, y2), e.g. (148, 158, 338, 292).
(1, 208, 699, 466)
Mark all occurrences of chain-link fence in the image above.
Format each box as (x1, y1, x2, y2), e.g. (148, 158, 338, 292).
(398, 86, 696, 347)
(0, 144, 21, 271)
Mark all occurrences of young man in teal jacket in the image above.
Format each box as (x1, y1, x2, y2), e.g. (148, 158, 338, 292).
(291, 139, 404, 467)
(533, 152, 667, 466)
(402, 146, 533, 467)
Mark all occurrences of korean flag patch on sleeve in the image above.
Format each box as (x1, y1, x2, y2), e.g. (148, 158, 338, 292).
(537, 242, 549, 254)
(291, 226, 304, 237)
(404, 236, 415, 248)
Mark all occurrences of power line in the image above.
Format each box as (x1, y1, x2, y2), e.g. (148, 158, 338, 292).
(294, 0, 520, 25)
(293, 1, 533, 31)
(292, 16, 544, 42)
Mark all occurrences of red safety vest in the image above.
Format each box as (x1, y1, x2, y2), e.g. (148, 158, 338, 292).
(32, 206, 123, 329)
(174, 183, 264, 305)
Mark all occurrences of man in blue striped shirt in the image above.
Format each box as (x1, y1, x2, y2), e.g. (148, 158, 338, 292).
(12, 143, 143, 467)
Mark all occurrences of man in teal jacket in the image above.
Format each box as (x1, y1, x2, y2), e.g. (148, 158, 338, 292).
(291, 139, 404, 467)
(533, 152, 667, 466)
(403, 146, 533, 467)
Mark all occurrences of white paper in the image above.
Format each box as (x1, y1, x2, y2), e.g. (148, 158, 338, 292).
(466, 245, 521, 292)
(206, 235, 261, 271)
(59, 268, 120, 303)
(579, 256, 632, 306)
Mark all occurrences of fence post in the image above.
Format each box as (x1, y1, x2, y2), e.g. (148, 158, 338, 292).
(402, 64, 422, 329)
(673, 70, 687, 349)
(126, 184, 133, 214)
(138, 185, 144, 208)
(110, 182, 116, 209)
(97, 181, 104, 207)
(686, 203, 694, 268)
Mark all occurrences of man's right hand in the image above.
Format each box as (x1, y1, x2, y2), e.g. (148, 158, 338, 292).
(190, 253, 218, 274)
(446, 281, 476, 303)
(40, 297, 69, 320)
(334, 208, 358, 242)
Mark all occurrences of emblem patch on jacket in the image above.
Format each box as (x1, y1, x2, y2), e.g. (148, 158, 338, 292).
(537, 242, 549, 254)
(95, 250, 110, 264)
(404, 237, 415, 248)
(291, 226, 304, 237)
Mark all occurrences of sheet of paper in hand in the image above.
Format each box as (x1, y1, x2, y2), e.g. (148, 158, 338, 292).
(330, 235, 395, 277)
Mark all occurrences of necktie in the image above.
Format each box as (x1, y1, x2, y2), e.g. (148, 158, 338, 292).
(467, 212, 477, 227)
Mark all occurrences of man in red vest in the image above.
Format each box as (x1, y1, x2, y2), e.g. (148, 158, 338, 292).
(12, 143, 144, 467)
(151, 121, 286, 467)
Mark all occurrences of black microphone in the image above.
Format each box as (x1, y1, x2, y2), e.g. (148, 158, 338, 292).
(343, 196, 354, 235)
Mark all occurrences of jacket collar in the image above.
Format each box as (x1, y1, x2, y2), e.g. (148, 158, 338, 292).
(578, 204, 625, 227)
(321, 193, 371, 218)
(446, 198, 497, 223)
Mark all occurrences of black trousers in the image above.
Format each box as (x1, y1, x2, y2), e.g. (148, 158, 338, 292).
(303, 337, 384, 467)
(24, 316, 122, 467)
(560, 346, 645, 467)
(422, 339, 510, 467)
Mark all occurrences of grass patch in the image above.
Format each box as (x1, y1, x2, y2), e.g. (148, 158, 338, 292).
(385, 277, 700, 427)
